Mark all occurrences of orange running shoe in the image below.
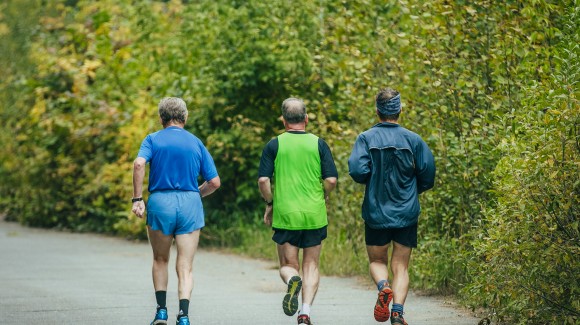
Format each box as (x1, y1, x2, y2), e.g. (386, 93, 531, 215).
(390, 311, 408, 325)
(374, 286, 393, 322)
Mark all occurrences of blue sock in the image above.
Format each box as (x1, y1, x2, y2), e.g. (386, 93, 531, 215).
(377, 279, 389, 291)
(392, 303, 404, 314)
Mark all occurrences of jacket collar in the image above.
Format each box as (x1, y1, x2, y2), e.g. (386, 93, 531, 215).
(372, 122, 400, 128)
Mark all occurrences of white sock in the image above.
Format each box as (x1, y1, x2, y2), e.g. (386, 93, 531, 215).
(300, 303, 311, 316)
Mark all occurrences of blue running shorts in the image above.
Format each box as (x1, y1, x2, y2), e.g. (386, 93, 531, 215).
(146, 190, 204, 236)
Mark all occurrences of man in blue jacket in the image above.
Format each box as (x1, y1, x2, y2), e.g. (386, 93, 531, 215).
(348, 88, 435, 325)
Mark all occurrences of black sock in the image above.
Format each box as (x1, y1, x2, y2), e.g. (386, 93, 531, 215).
(155, 291, 167, 310)
(178, 299, 189, 318)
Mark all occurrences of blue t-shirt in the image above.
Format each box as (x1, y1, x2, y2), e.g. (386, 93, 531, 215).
(137, 126, 218, 193)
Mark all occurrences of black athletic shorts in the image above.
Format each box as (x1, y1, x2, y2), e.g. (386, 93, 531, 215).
(365, 223, 418, 248)
(272, 226, 328, 249)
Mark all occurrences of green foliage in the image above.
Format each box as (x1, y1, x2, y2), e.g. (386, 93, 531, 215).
(464, 4, 580, 323)
(395, 0, 563, 296)
(0, 1, 577, 323)
(0, 0, 42, 221)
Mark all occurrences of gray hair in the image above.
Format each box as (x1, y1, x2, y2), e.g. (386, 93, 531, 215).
(281, 98, 307, 124)
(158, 97, 188, 126)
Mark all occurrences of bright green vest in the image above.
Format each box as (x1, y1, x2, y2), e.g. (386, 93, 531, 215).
(273, 132, 328, 230)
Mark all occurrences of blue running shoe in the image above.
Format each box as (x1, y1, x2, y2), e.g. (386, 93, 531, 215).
(176, 316, 190, 325)
(151, 308, 168, 325)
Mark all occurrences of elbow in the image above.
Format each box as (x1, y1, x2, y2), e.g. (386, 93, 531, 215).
(258, 177, 270, 186)
(133, 158, 146, 171)
(325, 177, 338, 187)
(349, 172, 367, 184)
(348, 165, 370, 184)
(417, 180, 435, 194)
(210, 176, 221, 189)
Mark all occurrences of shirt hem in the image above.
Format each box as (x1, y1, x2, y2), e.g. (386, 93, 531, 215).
(271, 222, 329, 230)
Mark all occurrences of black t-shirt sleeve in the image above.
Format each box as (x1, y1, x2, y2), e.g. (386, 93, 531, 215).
(318, 138, 338, 179)
(258, 138, 278, 178)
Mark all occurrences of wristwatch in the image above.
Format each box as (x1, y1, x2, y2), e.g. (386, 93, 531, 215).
(264, 199, 273, 206)
(131, 197, 143, 203)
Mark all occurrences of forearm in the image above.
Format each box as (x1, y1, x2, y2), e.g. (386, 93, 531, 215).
(132, 158, 146, 198)
(323, 177, 338, 197)
(258, 177, 273, 202)
(199, 182, 217, 197)
(348, 136, 371, 183)
(415, 147, 436, 194)
(258, 177, 274, 226)
(200, 176, 221, 197)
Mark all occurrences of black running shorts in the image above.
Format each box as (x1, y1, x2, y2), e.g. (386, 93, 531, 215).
(365, 223, 418, 248)
(272, 226, 328, 248)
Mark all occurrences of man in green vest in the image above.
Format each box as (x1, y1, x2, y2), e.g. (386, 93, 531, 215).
(258, 98, 338, 325)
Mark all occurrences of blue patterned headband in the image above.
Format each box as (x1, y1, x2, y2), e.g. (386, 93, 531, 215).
(376, 94, 401, 115)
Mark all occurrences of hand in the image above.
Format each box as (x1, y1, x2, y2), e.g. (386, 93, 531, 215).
(132, 201, 145, 218)
(263, 205, 273, 226)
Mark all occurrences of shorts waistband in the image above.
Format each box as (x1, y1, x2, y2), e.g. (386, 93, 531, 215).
(151, 190, 199, 194)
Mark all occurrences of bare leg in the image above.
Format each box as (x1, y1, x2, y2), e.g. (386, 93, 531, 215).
(301, 244, 322, 305)
(174, 230, 200, 300)
(390, 241, 412, 305)
(367, 244, 390, 286)
(277, 243, 300, 283)
(277, 243, 302, 316)
(148, 226, 173, 292)
(367, 243, 393, 322)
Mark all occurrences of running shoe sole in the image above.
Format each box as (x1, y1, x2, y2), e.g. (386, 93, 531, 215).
(283, 276, 302, 316)
(373, 286, 393, 322)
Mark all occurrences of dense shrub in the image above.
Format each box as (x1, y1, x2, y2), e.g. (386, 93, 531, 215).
(464, 4, 579, 323)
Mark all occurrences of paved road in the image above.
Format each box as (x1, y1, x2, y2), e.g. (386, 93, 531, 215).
(0, 220, 480, 324)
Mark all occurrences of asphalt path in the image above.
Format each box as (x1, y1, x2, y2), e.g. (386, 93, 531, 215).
(0, 219, 480, 324)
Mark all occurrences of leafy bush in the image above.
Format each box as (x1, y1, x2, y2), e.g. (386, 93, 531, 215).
(464, 4, 579, 323)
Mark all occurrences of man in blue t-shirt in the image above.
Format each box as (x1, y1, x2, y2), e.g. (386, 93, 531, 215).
(131, 97, 220, 325)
